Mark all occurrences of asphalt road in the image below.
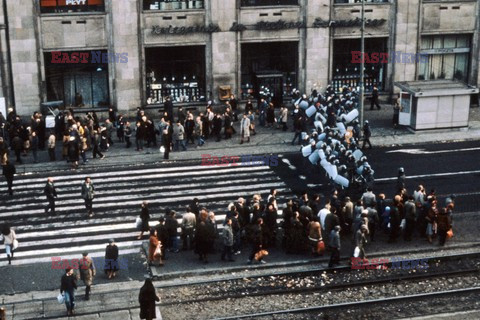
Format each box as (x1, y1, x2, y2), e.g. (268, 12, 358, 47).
(1, 140, 479, 296)
(274, 140, 480, 213)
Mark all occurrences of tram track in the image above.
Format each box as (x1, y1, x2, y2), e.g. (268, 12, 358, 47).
(158, 252, 480, 319)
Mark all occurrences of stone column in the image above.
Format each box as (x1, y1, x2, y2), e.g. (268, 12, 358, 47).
(6, 0, 41, 116)
(209, 0, 237, 104)
(305, 0, 330, 93)
(393, 0, 420, 84)
(110, 0, 142, 114)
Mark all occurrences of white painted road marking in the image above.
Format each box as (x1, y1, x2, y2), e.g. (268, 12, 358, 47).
(386, 147, 480, 155)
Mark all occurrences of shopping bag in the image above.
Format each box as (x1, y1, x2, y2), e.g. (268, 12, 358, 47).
(159, 146, 165, 153)
(57, 293, 65, 304)
(353, 246, 360, 258)
(12, 239, 19, 250)
(317, 241, 325, 254)
(400, 219, 406, 230)
(135, 217, 142, 230)
(254, 249, 269, 261)
(446, 228, 454, 239)
(154, 243, 162, 259)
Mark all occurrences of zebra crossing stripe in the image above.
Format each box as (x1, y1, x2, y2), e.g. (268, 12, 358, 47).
(7, 164, 271, 185)
(0, 163, 291, 267)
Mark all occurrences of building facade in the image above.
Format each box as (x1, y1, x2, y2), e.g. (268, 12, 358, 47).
(0, 0, 479, 116)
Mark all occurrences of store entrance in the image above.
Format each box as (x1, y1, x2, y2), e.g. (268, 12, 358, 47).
(241, 41, 298, 105)
(255, 73, 283, 107)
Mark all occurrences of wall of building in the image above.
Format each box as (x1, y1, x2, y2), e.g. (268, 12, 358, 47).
(7, 0, 41, 116)
(2, 0, 480, 116)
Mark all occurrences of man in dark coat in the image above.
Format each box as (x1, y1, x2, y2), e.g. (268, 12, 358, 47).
(370, 86, 381, 110)
(403, 196, 416, 241)
(155, 217, 168, 260)
(10, 135, 23, 163)
(248, 218, 266, 264)
(213, 114, 222, 142)
(81, 177, 95, 217)
(44, 177, 58, 214)
(2, 160, 15, 195)
(164, 96, 174, 122)
(60, 268, 78, 316)
(104, 239, 119, 279)
(362, 120, 372, 150)
(165, 210, 179, 253)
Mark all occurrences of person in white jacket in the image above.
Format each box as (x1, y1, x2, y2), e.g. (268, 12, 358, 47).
(1, 224, 17, 265)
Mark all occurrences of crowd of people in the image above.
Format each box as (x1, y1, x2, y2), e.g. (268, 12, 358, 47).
(1, 88, 457, 319)
(0, 92, 294, 169)
(139, 175, 455, 272)
(288, 86, 375, 194)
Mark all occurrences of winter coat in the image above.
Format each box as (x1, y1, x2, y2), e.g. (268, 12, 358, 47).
(329, 230, 341, 249)
(68, 140, 79, 162)
(139, 283, 159, 320)
(281, 108, 288, 123)
(2, 163, 15, 179)
(79, 256, 96, 286)
(48, 135, 56, 149)
(194, 121, 202, 137)
(437, 211, 451, 232)
(60, 273, 77, 294)
(240, 117, 250, 137)
(44, 182, 57, 199)
(148, 235, 160, 262)
(173, 124, 185, 140)
(104, 244, 119, 272)
(222, 224, 234, 246)
(404, 200, 416, 220)
(81, 182, 95, 200)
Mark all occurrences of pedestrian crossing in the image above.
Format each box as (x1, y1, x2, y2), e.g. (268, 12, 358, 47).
(0, 162, 294, 267)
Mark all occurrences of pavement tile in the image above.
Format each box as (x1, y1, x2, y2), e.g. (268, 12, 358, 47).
(11, 301, 43, 318)
(69, 314, 100, 319)
(98, 310, 131, 320)
(1, 293, 33, 305)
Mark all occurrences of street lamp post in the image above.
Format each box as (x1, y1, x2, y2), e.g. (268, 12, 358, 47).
(359, 0, 365, 129)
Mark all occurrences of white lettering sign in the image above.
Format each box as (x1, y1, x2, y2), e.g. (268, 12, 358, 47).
(66, 0, 87, 5)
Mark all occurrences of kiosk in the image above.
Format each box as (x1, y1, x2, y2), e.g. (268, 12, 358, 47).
(394, 80, 478, 130)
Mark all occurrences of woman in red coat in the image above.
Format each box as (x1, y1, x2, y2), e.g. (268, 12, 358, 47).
(148, 229, 163, 266)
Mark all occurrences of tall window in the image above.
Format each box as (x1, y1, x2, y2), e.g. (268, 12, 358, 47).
(241, 42, 298, 105)
(44, 51, 109, 108)
(40, 0, 105, 14)
(332, 38, 387, 92)
(145, 46, 206, 104)
(418, 35, 470, 82)
(143, 0, 204, 10)
(241, 0, 298, 7)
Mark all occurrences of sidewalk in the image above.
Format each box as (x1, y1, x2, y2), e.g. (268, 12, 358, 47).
(2, 237, 480, 319)
(7, 106, 480, 175)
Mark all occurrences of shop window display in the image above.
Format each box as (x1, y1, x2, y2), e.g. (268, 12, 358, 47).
(143, 0, 204, 10)
(332, 38, 387, 92)
(145, 46, 206, 104)
(241, 42, 298, 105)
